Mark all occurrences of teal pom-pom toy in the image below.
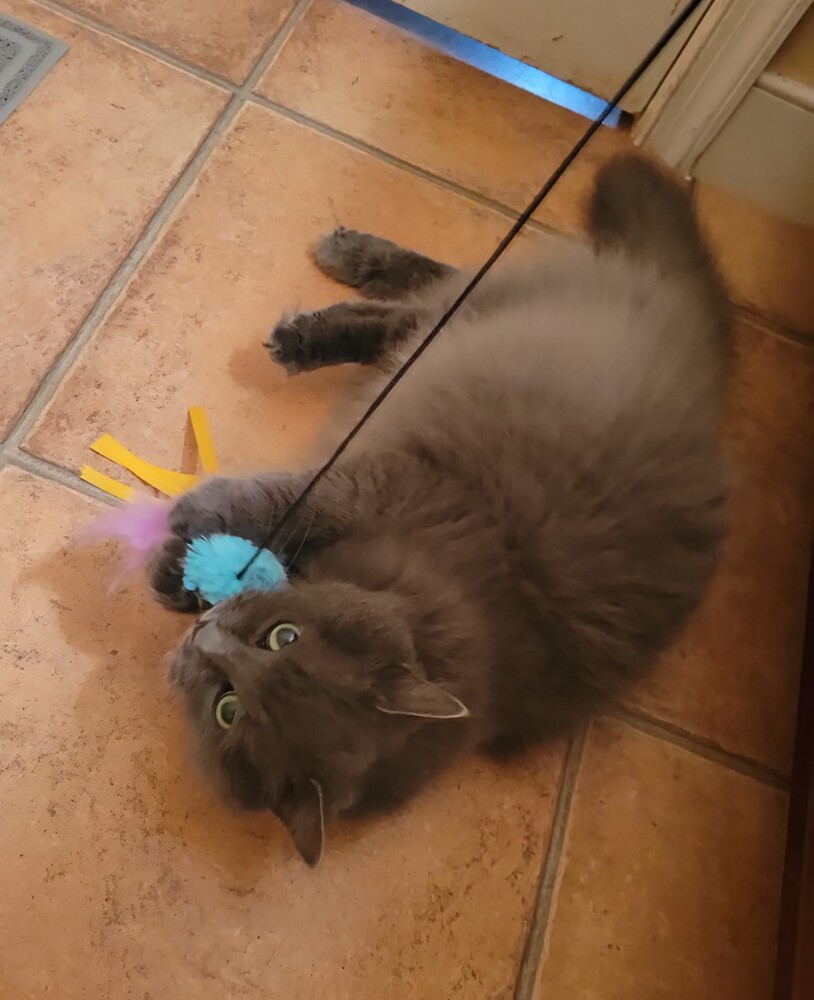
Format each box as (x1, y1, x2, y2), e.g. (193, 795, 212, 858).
(183, 534, 287, 605)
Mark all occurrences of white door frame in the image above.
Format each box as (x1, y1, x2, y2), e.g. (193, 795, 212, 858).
(633, 0, 810, 175)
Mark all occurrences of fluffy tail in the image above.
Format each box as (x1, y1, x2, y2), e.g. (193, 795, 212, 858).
(588, 154, 713, 274)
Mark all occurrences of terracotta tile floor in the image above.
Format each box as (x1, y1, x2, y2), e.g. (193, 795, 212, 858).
(1, 1, 812, 997)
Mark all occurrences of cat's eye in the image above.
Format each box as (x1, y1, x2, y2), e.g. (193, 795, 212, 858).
(263, 623, 301, 652)
(215, 691, 239, 729)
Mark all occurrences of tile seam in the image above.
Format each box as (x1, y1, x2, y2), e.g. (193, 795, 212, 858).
(732, 303, 814, 351)
(240, 0, 313, 92)
(244, 94, 572, 238)
(2, 94, 244, 452)
(610, 705, 790, 790)
(26, 0, 599, 242)
(31, 0, 239, 90)
(27, 0, 814, 351)
(513, 725, 586, 1000)
(1, 0, 314, 454)
(3, 449, 119, 504)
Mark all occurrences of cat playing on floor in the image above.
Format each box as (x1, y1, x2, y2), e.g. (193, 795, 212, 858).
(150, 154, 730, 866)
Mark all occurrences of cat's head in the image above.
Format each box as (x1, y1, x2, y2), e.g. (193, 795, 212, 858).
(168, 581, 469, 866)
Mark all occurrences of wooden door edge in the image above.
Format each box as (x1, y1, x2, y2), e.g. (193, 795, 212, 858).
(633, 0, 809, 173)
(774, 544, 814, 1000)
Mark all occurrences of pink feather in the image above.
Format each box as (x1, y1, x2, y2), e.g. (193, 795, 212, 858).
(83, 498, 171, 590)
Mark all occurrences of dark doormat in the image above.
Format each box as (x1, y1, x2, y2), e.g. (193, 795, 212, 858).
(0, 14, 68, 126)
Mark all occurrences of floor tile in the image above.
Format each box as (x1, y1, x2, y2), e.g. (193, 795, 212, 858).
(53, 0, 298, 82)
(26, 102, 547, 478)
(535, 719, 787, 1000)
(0, 0, 226, 440)
(626, 318, 814, 774)
(257, 0, 630, 233)
(697, 182, 814, 337)
(0, 467, 563, 998)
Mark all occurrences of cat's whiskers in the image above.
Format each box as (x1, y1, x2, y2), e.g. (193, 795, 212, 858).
(288, 508, 316, 569)
(275, 500, 309, 564)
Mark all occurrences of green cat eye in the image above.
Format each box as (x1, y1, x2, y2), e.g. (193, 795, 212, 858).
(215, 691, 239, 729)
(264, 623, 301, 652)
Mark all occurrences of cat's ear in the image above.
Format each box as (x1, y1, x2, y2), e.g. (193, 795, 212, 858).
(374, 664, 469, 720)
(274, 778, 325, 868)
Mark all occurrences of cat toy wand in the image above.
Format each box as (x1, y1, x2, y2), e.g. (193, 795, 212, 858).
(90, 0, 709, 607)
(238, 0, 710, 583)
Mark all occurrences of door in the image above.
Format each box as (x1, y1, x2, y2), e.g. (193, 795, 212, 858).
(393, 0, 710, 112)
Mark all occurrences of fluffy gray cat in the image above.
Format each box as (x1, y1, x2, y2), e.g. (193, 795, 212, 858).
(150, 155, 729, 866)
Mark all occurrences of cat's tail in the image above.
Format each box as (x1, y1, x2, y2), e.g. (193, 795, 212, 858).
(588, 154, 714, 276)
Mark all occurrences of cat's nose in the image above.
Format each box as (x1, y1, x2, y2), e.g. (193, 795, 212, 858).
(190, 619, 236, 660)
(189, 617, 209, 643)
(184, 606, 220, 645)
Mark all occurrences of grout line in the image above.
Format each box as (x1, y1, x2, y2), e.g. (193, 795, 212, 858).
(247, 93, 565, 239)
(610, 705, 790, 790)
(26, 0, 814, 355)
(33, 0, 579, 244)
(241, 0, 314, 89)
(6, 450, 119, 506)
(30, 0, 571, 243)
(33, 0, 312, 92)
(2, 0, 315, 457)
(2, 95, 244, 451)
(732, 304, 814, 354)
(31, 0, 239, 92)
(511, 702, 791, 999)
(513, 725, 586, 1000)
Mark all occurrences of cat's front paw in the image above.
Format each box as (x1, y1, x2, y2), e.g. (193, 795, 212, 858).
(149, 536, 207, 613)
(313, 226, 374, 288)
(265, 315, 320, 375)
(149, 475, 291, 612)
(168, 477, 275, 546)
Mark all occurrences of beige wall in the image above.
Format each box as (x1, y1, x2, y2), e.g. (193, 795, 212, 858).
(693, 7, 814, 227)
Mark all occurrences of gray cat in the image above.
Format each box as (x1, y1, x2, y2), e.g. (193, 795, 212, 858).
(150, 155, 729, 866)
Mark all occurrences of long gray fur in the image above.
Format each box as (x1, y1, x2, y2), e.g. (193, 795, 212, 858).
(151, 155, 730, 866)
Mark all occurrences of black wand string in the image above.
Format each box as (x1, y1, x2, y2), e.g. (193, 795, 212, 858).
(238, 0, 707, 579)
